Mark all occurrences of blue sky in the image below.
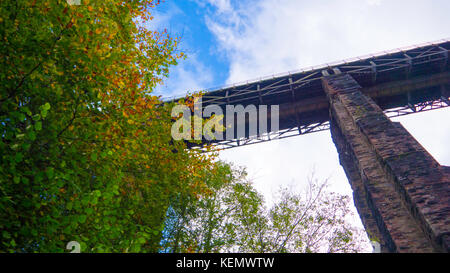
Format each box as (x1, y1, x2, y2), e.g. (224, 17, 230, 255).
(154, 0, 450, 99)
(152, 1, 229, 98)
(151, 0, 450, 251)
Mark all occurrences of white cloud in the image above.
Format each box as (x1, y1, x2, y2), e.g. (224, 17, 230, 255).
(204, 0, 450, 83)
(200, 0, 450, 249)
(153, 0, 449, 251)
(203, 0, 450, 189)
(141, 1, 183, 32)
(366, 0, 383, 6)
(155, 53, 214, 99)
(206, 0, 233, 13)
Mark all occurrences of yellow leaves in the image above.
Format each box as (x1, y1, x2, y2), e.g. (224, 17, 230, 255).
(107, 32, 116, 41)
(0, 0, 217, 252)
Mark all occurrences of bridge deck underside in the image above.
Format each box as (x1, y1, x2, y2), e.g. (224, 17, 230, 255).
(177, 40, 450, 150)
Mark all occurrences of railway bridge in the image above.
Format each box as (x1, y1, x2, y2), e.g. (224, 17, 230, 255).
(172, 39, 450, 252)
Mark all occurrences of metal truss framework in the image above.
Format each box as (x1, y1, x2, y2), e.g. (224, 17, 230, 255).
(198, 39, 450, 107)
(192, 98, 450, 151)
(173, 39, 450, 151)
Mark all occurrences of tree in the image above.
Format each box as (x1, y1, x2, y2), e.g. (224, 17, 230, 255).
(262, 175, 371, 253)
(163, 166, 371, 253)
(161, 162, 243, 253)
(0, 0, 219, 252)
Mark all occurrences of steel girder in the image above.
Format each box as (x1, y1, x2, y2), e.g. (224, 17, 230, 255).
(169, 39, 450, 150)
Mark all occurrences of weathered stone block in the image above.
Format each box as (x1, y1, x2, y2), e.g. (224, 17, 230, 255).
(322, 73, 450, 252)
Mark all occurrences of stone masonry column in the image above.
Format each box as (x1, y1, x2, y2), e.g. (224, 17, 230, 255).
(322, 73, 450, 252)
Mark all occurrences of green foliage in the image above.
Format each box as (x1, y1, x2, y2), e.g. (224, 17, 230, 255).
(0, 0, 370, 253)
(162, 167, 370, 253)
(0, 0, 217, 253)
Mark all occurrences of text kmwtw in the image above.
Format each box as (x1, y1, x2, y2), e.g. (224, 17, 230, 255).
(221, 257, 274, 268)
